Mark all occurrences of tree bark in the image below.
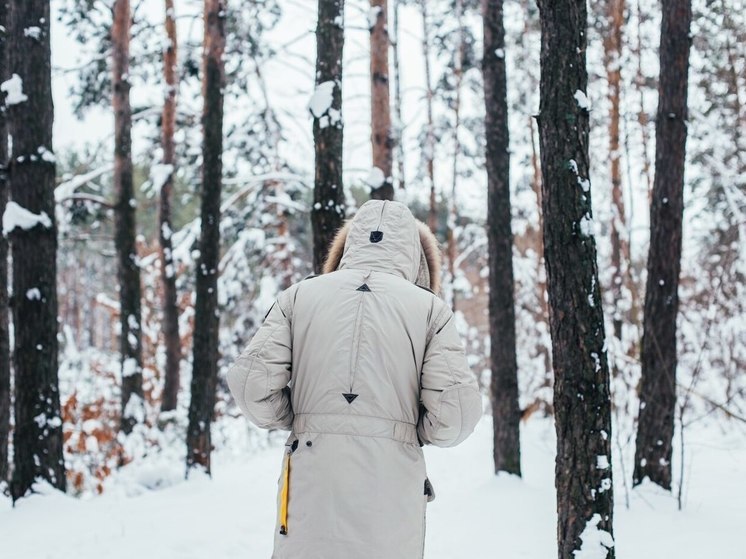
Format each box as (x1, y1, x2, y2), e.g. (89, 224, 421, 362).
(159, 0, 181, 414)
(536, 0, 615, 556)
(0, 0, 9, 486)
(369, 0, 394, 200)
(112, 0, 143, 435)
(603, 0, 627, 342)
(391, 0, 405, 191)
(186, 0, 225, 474)
(311, 0, 346, 274)
(633, 0, 692, 491)
(7, 0, 66, 499)
(420, 0, 437, 232)
(483, 0, 521, 476)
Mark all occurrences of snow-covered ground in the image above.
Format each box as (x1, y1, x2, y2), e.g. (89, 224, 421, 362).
(2, 417, 744, 559)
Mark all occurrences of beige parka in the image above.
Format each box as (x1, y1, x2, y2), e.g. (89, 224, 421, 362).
(227, 200, 482, 559)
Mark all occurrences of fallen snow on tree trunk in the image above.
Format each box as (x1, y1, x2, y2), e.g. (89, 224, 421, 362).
(2, 201, 52, 236)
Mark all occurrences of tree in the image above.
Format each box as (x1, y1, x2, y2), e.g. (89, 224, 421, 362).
(159, 0, 181, 414)
(7, 0, 66, 499)
(536, 0, 615, 556)
(112, 0, 143, 434)
(311, 0, 346, 273)
(633, 0, 692, 491)
(420, 0, 438, 232)
(483, 0, 520, 476)
(186, 0, 226, 474)
(369, 0, 394, 200)
(391, 0, 405, 191)
(0, 0, 9, 487)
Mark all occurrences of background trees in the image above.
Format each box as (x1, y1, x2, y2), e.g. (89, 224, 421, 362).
(634, 0, 693, 490)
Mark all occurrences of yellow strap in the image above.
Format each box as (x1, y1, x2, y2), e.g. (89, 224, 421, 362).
(279, 452, 290, 535)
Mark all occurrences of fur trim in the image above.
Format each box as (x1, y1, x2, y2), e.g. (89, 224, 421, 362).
(321, 217, 442, 295)
(415, 220, 442, 294)
(322, 221, 351, 275)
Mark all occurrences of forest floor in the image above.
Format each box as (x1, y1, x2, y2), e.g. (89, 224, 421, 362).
(1, 417, 744, 559)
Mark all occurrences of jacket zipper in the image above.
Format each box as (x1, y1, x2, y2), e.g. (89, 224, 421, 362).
(348, 288, 366, 392)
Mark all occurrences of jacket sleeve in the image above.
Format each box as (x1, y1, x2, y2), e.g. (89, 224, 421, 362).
(417, 299, 482, 447)
(226, 288, 295, 430)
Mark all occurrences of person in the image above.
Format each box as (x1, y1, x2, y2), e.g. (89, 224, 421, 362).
(227, 199, 482, 559)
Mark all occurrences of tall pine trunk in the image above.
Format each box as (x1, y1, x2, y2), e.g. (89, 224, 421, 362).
(603, 0, 627, 343)
(369, 0, 394, 200)
(311, 0, 346, 273)
(7, 0, 65, 499)
(633, 0, 692, 491)
(536, 0, 615, 556)
(159, 0, 181, 414)
(391, 0, 405, 191)
(420, 0, 437, 232)
(186, 0, 225, 474)
(112, 0, 143, 435)
(0, 0, 9, 486)
(483, 0, 521, 476)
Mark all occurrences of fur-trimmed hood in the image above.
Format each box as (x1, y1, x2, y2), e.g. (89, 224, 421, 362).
(322, 200, 442, 294)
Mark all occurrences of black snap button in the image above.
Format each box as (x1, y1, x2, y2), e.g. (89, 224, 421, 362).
(306, 440, 312, 447)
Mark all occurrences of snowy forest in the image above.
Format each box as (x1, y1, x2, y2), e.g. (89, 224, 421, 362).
(0, 0, 744, 557)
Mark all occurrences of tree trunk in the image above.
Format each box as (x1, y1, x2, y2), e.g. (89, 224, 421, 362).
(633, 0, 691, 491)
(391, 0, 405, 191)
(603, 0, 626, 343)
(112, 0, 143, 435)
(7, 0, 66, 499)
(186, 0, 225, 474)
(311, 0, 346, 274)
(446, 0, 464, 311)
(536, 0, 615, 556)
(159, 0, 181, 414)
(421, 0, 437, 232)
(369, 0, 394, 200)
(483, 0, 521, 476)
(0, 0, 9, 486)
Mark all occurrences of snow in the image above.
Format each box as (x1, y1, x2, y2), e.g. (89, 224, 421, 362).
(574, 89, 591, 110)
(24, 26, 42, 40)
(149, 164, 174, 193)
(574, 514, 615, 559)
(367, 6, 382, 29)
(121, 357, 139, 378)
(2, 201, 52, 235)
(26, 288, 42, 300)
(1, 73, 28, 105)
(364, 166, 385, 188)
(2, 418, 744, 559)
(308, 81, 336, 120)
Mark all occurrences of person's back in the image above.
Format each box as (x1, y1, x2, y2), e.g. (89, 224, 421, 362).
(227, 200, 481, 559)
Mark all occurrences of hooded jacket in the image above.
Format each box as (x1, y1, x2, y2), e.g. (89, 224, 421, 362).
(227, 199, 482, 559)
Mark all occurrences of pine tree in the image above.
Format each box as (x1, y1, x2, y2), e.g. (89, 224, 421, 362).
(536, 0, 615, 555)
(159, 0, 182, 414)
(311, 0, 346, 273)
(634, 0, 692, 491)
(0, 0, 9, 487)
(7, 0, 66, 499)
(369, 0, 394, 200)
(483, 0, 521, 476)
(112, 0, 143, 434)
(186, 0, 226, 474)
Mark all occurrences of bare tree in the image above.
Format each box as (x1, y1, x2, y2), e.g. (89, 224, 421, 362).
(186, 0, 226, 474)
(391, 0, 405, 191)
(420, 0, 437, 232)
(536, 0, 616, 555)
(634, 0, 692, 491)
(112, 0, 143, 434)
(159, 0, 181, 413)
(369, 0, 394, 200)
(311, 0, 346, 273)
(0, 0, 9, 486)
(483, 0, 521, 476)
(7, 0, 66, 499)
